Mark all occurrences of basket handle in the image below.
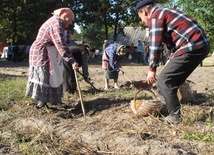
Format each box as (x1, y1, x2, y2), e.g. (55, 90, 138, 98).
(133, 89, 156, 102)
(133, 89, 157, 110)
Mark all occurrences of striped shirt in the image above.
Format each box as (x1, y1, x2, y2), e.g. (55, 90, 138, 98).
(29, 16, 76, 67)
(148, 6, 209, 71)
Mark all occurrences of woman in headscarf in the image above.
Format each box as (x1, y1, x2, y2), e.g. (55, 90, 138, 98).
(26, 8, 79, 108)
(102, 43, 126, 90)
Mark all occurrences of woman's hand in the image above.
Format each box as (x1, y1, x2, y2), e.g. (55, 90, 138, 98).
(72, 62, 79, 71)
(119, 69, 124, 74)
(147, 70, 157, 84)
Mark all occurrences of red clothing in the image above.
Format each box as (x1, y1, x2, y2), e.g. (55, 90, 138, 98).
(148, 7, 209, 72)
(29, 16, 76, 67)
(129, 45, 135, 54)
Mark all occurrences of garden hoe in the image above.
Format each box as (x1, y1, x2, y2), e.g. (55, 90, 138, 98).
(122, 71, 153, 90)
(122, 72, 133, 84)
(77, 70, 100, 92)
(74, 70, 86, 117)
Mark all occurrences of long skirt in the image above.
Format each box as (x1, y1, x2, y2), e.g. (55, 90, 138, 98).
(25, 65, 63, 104)
(104, 69, 118, 79)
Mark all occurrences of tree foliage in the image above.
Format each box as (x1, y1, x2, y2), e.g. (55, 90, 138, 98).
(68, 0, 138, 43)
(0, 0, 68, 45)
(176, 0, 214, 52)
(0, 0, 213, 52)
(68, 0, 169, 48)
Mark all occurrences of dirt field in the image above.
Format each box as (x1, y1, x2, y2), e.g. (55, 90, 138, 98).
(0, 57, 213, 155)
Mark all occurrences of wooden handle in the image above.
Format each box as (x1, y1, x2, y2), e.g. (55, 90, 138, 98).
(123, 73, 133, 84)
(74, 70, 86, 117)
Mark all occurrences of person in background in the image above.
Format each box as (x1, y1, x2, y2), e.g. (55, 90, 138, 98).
(85, 41, 95, 58)
(102, 43, 126, 90)
(95, 49, 101, 58)
(63, 32, 91, 94)
(78, 40, 94, 58)
(129, 43, 136, 64)
(18, 45, 25, 62)
(26, 8, 79, 108)
(162, 42, 170, 65)
(102, 40, 109, 53)
(142, 41, 149, 65)
(25, 45, 31, 61)
(7, 46, 13, 61)
(136, 40, 143, 64)
(134, 0, 210, 124)
(13, 45, 19, 62)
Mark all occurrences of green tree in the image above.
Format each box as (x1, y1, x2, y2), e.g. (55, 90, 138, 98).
(68, 0, 170, 44)
(0, 0, 69, 45)
(176, 0, 214, 52)
(69, 0, 138, 41)
(0, 0, 170, 46)
(81, 22, 107, 49)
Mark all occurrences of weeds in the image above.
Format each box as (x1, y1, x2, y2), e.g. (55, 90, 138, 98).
(0, 77, 32, 102)
(183, 133, 214, 142)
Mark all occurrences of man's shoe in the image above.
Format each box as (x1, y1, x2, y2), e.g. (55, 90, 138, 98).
(36, 101, 46, 109)
(160, 114, 182, 124)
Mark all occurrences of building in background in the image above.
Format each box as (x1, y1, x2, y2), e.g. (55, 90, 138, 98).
(109, 27, 149, 48)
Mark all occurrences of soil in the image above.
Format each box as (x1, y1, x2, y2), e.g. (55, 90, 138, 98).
(0, 57, 213, 155)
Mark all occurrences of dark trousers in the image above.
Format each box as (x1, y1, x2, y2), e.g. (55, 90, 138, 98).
(63, 61, 76, 93)
(137, 52, 141, 63)
(157, 44, 210, 115)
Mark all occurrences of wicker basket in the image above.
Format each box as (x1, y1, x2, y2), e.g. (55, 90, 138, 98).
(130, 90, 166, 117)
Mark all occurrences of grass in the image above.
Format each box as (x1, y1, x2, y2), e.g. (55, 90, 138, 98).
(0, 78, 32, 102)
(0, 75, 213, 154)
(183, 133, 214, 142)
